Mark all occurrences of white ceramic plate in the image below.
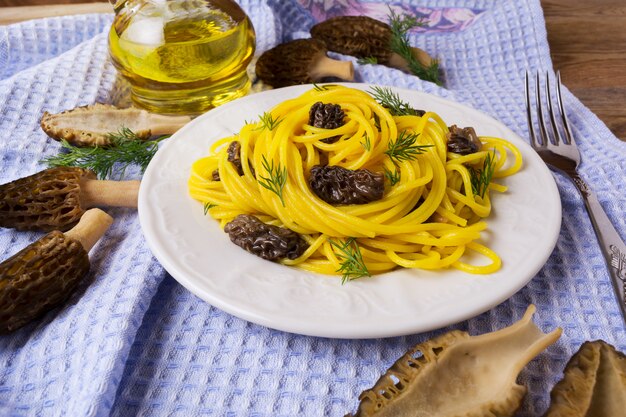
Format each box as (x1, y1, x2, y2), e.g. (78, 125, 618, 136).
(138, 83, 561, 339)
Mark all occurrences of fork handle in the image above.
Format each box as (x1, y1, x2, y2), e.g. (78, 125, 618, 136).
(573, 173, 626, 324)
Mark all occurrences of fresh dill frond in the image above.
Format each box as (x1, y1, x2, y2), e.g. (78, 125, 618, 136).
(41, 127, 164, 179)
(203, 202, 217, 215)
(384, 166, 401, 186)
(385, 130, 431, 163)
(258, 155, 287, 206)
(257, 112, 283, 131)
(361, 135, 372, 151)
(313, 83, 329, 91)
(388, 9, 442, 85)
(469, 151, 497, 198)
(369, 86, 421, 117)
(357, 56, 379, 65)
(330, 237, 371, 284)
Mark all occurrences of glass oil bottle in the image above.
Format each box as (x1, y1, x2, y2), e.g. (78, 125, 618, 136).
(108, 0, 256, 114)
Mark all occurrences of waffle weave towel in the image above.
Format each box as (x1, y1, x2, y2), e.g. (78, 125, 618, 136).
(1, 1, 625, 416)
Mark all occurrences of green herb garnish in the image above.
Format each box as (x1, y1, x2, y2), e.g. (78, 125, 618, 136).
(41, 127, 164, 179)
(384, 166, 401, 186)
(469, 151, 496, 198)
(369, 86, 422, 117)
(330, 237, 371, 284)
(385, 130, 431, 163)
(203, 202, 217, 215)
(313, 83, 329, 91)
(258, 155, 287, 206)
(388, 9, 441, 85)
(257, 112, 283, 131)
(361, 135, 372, 151)
(357, 56, 379, 65)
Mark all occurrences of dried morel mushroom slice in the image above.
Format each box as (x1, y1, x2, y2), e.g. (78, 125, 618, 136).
(40, 103, 191, 147)
(310, 16, 435, 75)
(309, 102, 346, 144)
(224, 214, 308, 262)
(309, 165, 384, 205)
(256, 39, 354, 88)
(227, 141, 244, 175)
(446, 125, 482, 155)
(0, 166, 139, 232)
(347, 305, 562, 417)
(543, 340, 626, 417)
(0, 208, 112, 333)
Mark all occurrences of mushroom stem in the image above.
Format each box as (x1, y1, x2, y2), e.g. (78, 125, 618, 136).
(310, 55, 354, 81)
(388, 47, 435, 73)
(146, 114, 191, 135)
(80, 179, 140, 208)
(64, 208, 113, 252)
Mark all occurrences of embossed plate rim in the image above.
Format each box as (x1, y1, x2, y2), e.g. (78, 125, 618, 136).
(138, 83, 561, 339)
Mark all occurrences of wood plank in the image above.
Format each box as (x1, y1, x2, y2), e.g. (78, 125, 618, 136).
(0, 3, 111, 25)
(542, 0, 626, 140)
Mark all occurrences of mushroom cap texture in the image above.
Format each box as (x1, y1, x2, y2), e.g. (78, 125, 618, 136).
(543, 340, 626, 417)
(346, 305, 561, 417)
(40, 103, 152, 147)
(0, 230, 90, 333)
(255, 38, 328, 87)
(311, 16, 393, 63)
(0, 166, 95, 232)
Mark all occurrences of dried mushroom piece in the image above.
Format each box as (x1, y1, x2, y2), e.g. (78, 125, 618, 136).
(310, 16, 435, 75)
(224, 214, 308, 262)
(0, 166, 139, 232)
(309, 165, 384, 205)
(309, 102, 346, 144)
(255, 39, 354, 88)
(543, 340, 626, 417)
(41, 103, 191, 147)
(347, 305, 562, 417)
(447, 125, 482, 155)
(0, 208, 113, 333)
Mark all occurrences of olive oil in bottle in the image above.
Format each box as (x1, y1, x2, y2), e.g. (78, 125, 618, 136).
(108, 0, 256, 114)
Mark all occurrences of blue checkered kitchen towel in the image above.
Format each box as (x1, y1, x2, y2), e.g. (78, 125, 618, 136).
(1, 1, 625, 416)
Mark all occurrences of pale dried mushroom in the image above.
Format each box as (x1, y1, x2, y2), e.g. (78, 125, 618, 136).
(255, 39, 354, 88)
(0, 208, 113, 333)
(310, 16, 435, 75)
(40, 103, 191, 147)
(347, 305, 562, 417)
(543, 340, 626, 417)
(0, 166, 139, 232)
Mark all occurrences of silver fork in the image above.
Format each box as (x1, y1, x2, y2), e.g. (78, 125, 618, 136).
(525, 70, 626, 325)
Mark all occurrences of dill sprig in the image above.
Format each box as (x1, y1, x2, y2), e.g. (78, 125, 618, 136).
(468, 151, 496, 198)
(258, 155, 287, 206)
(361, 135, 371, 151)
(385, 130, 431, 163)
(330, 237, 371, 284)
(41, 127, 164, 179)
(357, 56, 379, 65)
(257, 112, 283, 131)
(369, 86, 422, 117)
(313, 83, 329, 91)
(203, 202, 217, 215)
(384, 166, 401, 186)
(388, 9, 442, 85)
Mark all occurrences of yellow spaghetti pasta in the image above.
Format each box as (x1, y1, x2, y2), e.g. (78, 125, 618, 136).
(188, 85, 522, 281)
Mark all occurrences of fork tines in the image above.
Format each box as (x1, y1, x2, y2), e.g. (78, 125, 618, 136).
(525, 70, 573, 148)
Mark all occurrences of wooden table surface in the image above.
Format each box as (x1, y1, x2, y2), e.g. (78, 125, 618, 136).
(1, 0, 625, 141)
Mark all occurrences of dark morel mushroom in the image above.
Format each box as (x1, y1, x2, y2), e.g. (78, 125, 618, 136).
(255, 39, 354, 88)
(212, 141, 254, 181)
(309, 165, 384, 205)
(0, 208, 112, 333)
(309, 102, 346, 144)
(446, 125, 482, 155)
(224, 214, 308, 262)
(0, 166, 139, 232)
(310, 16, 437, 80)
